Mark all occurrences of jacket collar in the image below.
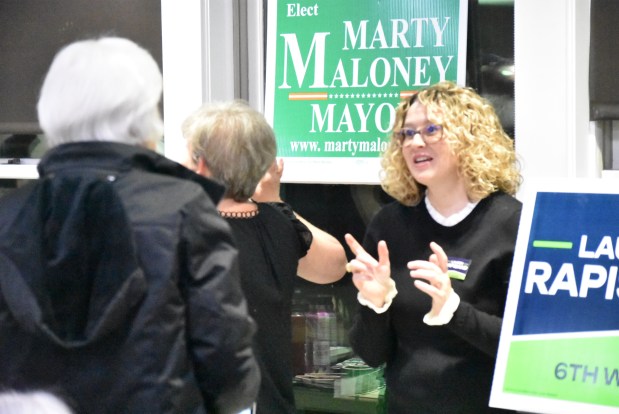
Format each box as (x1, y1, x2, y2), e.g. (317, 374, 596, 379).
(38, 141, 226, 204)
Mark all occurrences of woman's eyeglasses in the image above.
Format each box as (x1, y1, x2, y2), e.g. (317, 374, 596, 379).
(395, 124, 443, 146)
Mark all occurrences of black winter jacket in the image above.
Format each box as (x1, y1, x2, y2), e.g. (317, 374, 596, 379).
(0, 142, 260, 414)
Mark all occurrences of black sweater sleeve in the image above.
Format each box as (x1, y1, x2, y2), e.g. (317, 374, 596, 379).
(349, 304, 395, 367)
(448, 301, 503, 356)
(348, 223, 397, 367)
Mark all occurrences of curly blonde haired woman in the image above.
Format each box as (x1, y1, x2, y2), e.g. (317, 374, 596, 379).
(345, 81, 521, 413)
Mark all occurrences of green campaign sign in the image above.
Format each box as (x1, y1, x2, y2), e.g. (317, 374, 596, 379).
(265, 0, 467, 183)
(490, 179, 619, 414)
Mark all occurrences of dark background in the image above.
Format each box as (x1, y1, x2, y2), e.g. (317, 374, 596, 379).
(0, 0, 162, 134)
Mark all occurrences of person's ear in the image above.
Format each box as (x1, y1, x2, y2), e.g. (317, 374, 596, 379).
(195, 157, 212, 177)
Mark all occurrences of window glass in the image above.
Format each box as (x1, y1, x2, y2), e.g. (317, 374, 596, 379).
(0, 0, 162, 137)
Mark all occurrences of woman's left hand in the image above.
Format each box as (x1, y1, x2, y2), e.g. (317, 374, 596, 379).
(253, 158, 284, 202)
(408, 241, 453, 317)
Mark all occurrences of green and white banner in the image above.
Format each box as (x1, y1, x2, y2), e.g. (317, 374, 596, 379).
(490, 179, 619, 414)
(265, 0, 467, 183)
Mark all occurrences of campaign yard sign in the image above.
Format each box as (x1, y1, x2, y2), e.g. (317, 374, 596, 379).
(490, 179, 619, 414)
(264, 0, 467, 183)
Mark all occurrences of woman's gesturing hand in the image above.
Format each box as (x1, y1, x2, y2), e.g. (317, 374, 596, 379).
(344, 233, 393, 309)
(408, 241, 453, 317)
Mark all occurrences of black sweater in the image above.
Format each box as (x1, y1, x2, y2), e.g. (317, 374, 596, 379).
(225, 202, 311, 414)
(349, 192, 521, 414)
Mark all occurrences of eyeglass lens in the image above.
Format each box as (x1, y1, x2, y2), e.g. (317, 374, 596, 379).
(396, 124, 442, 145)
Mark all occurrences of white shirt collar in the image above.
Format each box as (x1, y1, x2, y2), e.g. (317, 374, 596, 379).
(424, 195, 479, 227)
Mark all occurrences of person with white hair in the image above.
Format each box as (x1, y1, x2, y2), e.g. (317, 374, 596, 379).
(0, 391, 73, 414)
(0, 37, 260, 414)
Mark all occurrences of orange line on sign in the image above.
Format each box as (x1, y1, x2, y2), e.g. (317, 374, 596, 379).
(399, 90, 418, 99)
(288, 92, 328, 101)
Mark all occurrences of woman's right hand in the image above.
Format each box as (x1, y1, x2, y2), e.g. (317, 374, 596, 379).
(344, 233, 393, 308)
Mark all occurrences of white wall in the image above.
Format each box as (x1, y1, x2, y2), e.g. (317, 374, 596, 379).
(160, 0, 239, 163)
(160, 1, 203, 163)
(514, 0, 599, 199)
